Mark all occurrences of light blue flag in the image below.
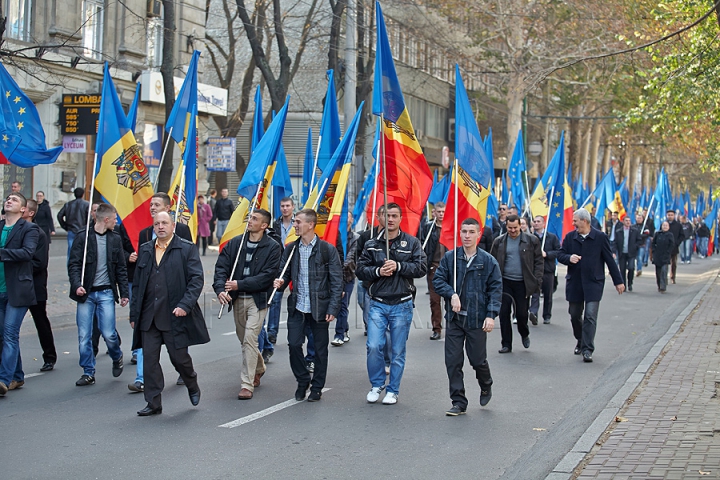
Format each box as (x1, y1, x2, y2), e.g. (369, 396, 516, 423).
(165, 50, 200, 144)
(270, 111, 292, 219)
(317, 70, 341, 173)
(590, 169, 617, 222)
(372, 2, 403, 121)
(302, 127, 313, 205)
(126, 83, 140, 134)
(455, 65, 492, 187)
(251, 85, 263, 152)
(508, 130, 528, 210)
(237, 96, 290, 200)
(352, 121, 380, 227)
(501, 170, 510, 205)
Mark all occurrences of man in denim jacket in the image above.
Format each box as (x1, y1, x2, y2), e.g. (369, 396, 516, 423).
(433, 218, 502, 416)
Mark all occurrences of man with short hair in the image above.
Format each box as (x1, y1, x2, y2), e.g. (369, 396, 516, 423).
(606, 211, 620, 262)
(529, 215, 561, 325)
(356, 203, 427, 405)
(492, 204, 508, 238)
(491, 214, 543, 352)
(635, 213, 653, 277)
(433, 218, 502, 415)
(420, 201, 447, 340)
(0, 193, 39, 395)
(214, 188, 234, 243)
(557, 208, 624, 363)
(23, 200, 57, 372)
(273, 209, 342, 402)
(613, 216, 641, 292)
(68, 203, 129, 386)
(665, 210, 685, 284)
(131, 211, 208, 415)
(679, 215, 694, 264)
(266, 196, 295, 345)
(57, 187, 89, 260)
(214, 209, 282, 400)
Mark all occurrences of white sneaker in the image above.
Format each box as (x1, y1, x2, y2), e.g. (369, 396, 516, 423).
(343, 333, 350, 342)
(367, 386, 384, 403)
(331, 338, 344, 346)
(382, 392, 398, 405)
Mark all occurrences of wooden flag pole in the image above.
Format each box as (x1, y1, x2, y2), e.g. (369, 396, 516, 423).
(80, 153, 100, 286)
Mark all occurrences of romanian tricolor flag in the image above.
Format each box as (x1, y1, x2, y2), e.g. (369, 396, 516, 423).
(439, 66, 492, 250)
(94, 63, 153, 251)
(286, 104, 364, 247)
(219, 97, 290, 250)
(169, 103, 198, 242)
(369, 2, 433, 235)
(541, 133, 574, 241)
(608, 190, 627, 221)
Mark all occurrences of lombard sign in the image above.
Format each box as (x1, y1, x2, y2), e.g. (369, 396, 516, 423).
(140, 71, 228, 116)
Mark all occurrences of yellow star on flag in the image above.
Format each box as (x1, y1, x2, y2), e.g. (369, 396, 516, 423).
(13, 96, 21, 103)
(18, 107, 25, 115)
(553, 202, 559, 208)
(555, 191, 561, 197)
(2, 134, 8, 142)
(17, 122, 24, 129)
(5, 90, 10, 97)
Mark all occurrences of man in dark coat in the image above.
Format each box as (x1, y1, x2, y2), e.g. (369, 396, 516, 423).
(23, 200, 57, 372)
(68, 204, 129, 387)
(34, 192, 55, 243)
(273, 209, 343, 402)
(0, 192, 39, 396)
(490, 214, 543, 352)
(131, 212, 209, 416)
(665, 210, 685, 284)
(613, 216, 642, 291)
(214, 209, 282, 400)
(557, 208, 624, 363)
(57, 187, 89, 261)
(529, 215, 561, 324)
(433, 218, 502, 416)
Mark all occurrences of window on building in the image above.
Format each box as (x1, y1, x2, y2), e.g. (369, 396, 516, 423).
(5, 0, 33, 41)
(147, 16, 164, 68)
(425, 103, 447, 139)
(82, 0, 105, 60)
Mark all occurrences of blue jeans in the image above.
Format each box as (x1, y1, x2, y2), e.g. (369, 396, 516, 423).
(76, 289, 122, 376)
(681, 238, 694, 262)
(357, 282, 368, 330)
(698, 237, 709, 256)
(216, 220, 230, 243)
(258, 318, 273, 352)
(334, 280, 355, 339)
(0, 293, 29, 385)
(366, 300, 414, 394)
(642, 238, 651, 265)
(636, 246, 645, 273)
(266, 290, 282, 338)
(66, 230, 77, 263)
(134, 348, 144, 383)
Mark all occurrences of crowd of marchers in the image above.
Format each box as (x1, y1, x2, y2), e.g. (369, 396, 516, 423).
(0, 188, 702, 417)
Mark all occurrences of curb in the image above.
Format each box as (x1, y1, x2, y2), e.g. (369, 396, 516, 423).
(547, 269, 719, 480)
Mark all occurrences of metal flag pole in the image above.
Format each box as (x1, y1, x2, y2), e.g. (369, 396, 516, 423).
(380, 114, 389, 257)
(217, 183, 262, 319)
(370, 121, 381, 229)
(422, 219, 436, 249)
(154, 127, 173, 191)
(453, 158, 458, 292)
(80, 153, 99, 286)
(541, 182, 557, 252)
(640, 195, 655, 234)
(309, 134, 322, 193)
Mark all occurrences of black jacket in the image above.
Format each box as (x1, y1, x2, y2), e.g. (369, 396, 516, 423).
(667, 220, 685, 255)
(336, 230, 359, 283)
(31, 226, 49, 302)
(115, 224, 137, 283)
(356, 230, 427, 304)
(419, 220, 447, 269)
(57, 198, 89, 233)
(68, 228, 129, 303)
(613, 225, 643, 257)
(278, 236, 343, 320)
(138, 222, 193, 247)
(533, 230, 561, 274)
(213, 233, 282, 310)
(652, 230, 675, 266)
(0, 218, 38, 307)
(681, 221, 694, 241)
(696, 222, 710, 238)
(214, 197, 235, 221)
(490, 231, 544, 295)
(131, 235, 210, 350)
(479, 226, 494, 252)
(35, 200, 55, 243)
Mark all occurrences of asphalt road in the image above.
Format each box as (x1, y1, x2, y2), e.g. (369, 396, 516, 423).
(3, 238, 717, 479)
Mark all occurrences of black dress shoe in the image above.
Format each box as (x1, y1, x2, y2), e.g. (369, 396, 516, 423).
(528, 312, 538, 325)
(583, 353, 593, 363)
(307, 390, 322, 402)
(498, 347, 512, 354)
(574, 347, 582, 355)
(137, 405, 162, 416)
(522, 336, 530, 348)
(268, 334, 277, 344)
(430, 332, 441, 340)
(295, 384, 309, 401)
(479, 384, 492, 406)
(40, 362, 54, 372)
(189, 388, 201, 406)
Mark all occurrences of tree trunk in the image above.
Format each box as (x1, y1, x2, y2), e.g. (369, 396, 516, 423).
(588, 121, 601, 190)
(568, 105, 581, 174)
(505, 73, 524, 165)
(579, 122, 591, 184)
(601, 141, 611, 177)
(158, 0, 176, 194)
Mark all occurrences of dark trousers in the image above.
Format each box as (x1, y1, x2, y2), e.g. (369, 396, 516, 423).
(142, 322, 198, 409)
(655, 264, 668, 291)
(670, 253, 678, 281)
(529, 272, 555, 321)
(287, 310, 329, 392)
(28, 301, 57, 364)
(92, 313, 121, 356)
(445, 319, 492, 409)
(499, 278, 528, 349)
(618, 253, 635, 288)
(568, 301, 600, 354)
(196, 236, 208, 255)
(427, 267, 443, 334)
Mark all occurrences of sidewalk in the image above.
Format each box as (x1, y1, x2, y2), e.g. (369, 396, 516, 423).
(559, 272, 720, 479)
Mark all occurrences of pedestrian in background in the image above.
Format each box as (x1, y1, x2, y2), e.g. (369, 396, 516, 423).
(214, 188, 234, 244)
(207, 189, 217, 245)
(331, 212, 358, 346)
(679, 215, 694, 264)
(613, 216, 641, 292)
(196, 195, 212, 256)
(419, 201, 446, 341)
(635, 213, 652, 277)
(529, 215, 561, 325)
(652, 221, 674, 293)
(57, 187, 89, 261)
(665, 210, 684, 284)
(34, 191, 55, 243)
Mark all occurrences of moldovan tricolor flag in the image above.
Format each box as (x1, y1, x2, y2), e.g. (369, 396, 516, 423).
(369, 1, 433, 235)
(168, 102, 199, 242)
(439, 66, 492, 250)
(94, 63, 153, 251)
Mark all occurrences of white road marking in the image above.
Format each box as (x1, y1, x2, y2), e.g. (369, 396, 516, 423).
(25, 373, 44, 379)
(222, 331, 235, 336)
(219, 388, 331, 429)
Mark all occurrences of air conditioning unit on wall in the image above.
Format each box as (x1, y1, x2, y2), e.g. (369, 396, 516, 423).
(147, 0, 162, 17)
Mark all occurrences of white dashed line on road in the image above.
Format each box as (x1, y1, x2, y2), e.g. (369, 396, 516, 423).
(25, 373, 44, 379)
(218, 388, 331, 429)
